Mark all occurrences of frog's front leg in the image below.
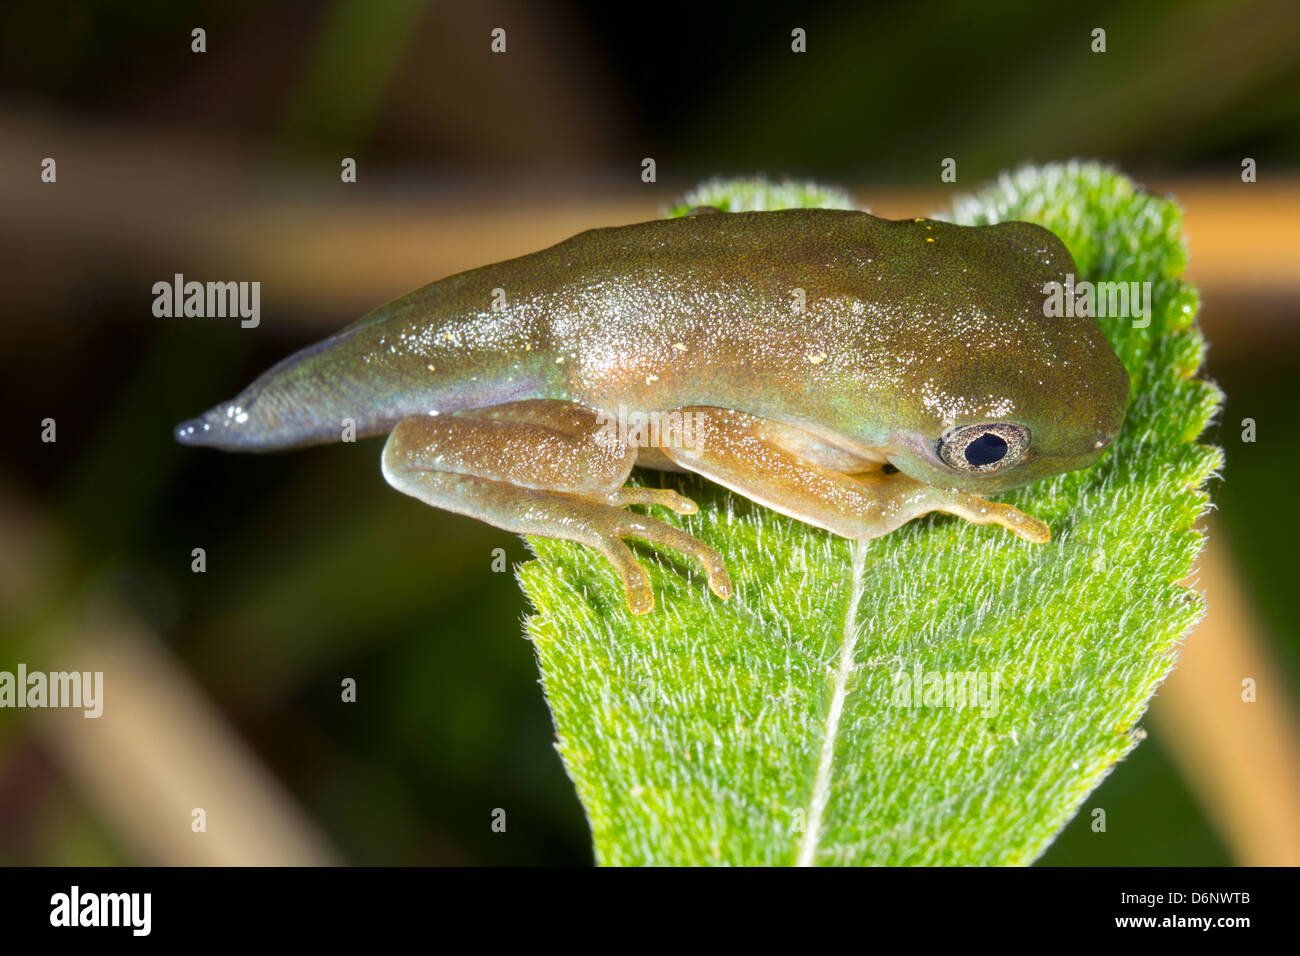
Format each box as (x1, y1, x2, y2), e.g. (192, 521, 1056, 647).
(380, 399, 732, 614)
(659, 407, 1051, 543)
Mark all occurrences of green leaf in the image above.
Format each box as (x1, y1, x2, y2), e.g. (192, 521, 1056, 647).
(519, 162, 1223, 866)
(663, 175, 857, 216)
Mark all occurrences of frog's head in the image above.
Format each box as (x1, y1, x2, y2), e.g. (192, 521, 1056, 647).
(879, 219, 1131, 494)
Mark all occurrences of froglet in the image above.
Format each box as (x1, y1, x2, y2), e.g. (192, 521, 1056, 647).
(176, 208, 1129, 613)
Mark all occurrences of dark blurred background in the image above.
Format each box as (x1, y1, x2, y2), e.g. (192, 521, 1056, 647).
(1, 0, 1297, 865)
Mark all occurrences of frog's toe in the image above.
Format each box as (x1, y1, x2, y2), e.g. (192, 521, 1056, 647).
(606, 487, 699, 514)
(985, 501, 1051, 543)
(599, 511, 732, 606)
(919, 486, 1051, 543)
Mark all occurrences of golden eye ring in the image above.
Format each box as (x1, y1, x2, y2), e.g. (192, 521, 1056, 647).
(937, 423, 1030, 474)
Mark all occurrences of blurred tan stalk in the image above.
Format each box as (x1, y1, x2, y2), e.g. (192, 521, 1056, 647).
(1152, 532, 1300, 865)
(1, 488, 338, 865)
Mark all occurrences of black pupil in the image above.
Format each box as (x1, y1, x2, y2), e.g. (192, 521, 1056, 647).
(964, 433, 1008, 466)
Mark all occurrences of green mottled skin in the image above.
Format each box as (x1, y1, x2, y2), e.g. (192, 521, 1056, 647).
(178, 209, 1129, 612)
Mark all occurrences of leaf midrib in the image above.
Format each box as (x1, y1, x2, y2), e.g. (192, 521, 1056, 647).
(795, 539, 869, 865)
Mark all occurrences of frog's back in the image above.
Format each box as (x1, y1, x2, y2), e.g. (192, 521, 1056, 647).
(177, 208, 1086, 451)
(540, 209, 1081, 435)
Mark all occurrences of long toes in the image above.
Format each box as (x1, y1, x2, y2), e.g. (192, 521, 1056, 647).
(607, 515, 732, 602)
(574, 495, 730, 610)
(706, 565, 734, 601)
(606, 488, 699, 514)
(941, 492, 1052, 544)
(624, 579, 655, 615)
(595, 536, 656, 614)
(989, 504, 1051, 543)
(676, 535, 732, 600)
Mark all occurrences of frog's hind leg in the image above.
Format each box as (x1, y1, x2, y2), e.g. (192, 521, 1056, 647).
(659, 407, 1050, 543)
(380, 399, 732, 614)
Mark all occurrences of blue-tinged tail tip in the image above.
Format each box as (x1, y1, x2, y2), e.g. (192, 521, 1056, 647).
(175, 402, 246, 448)
(174, 414, 216, 446)
(174, 396, 304, 451)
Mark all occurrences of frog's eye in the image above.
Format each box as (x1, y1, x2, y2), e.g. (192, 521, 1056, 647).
(937, 423, 1030, 474)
